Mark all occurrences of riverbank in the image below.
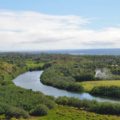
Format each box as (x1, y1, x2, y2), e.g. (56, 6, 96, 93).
(40, 55, 120, 100)
(0, 53, 120, 119)
(21, 105, 120, 120)
(12, 70, 120, 117)
(13, 71, 120, 103)
(0, 53, 56, 119)
(81, 80, 120, 92)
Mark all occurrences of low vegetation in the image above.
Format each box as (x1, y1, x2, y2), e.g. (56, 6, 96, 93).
(90, 86, 120, 99)
(0, 53, 56, 119)
(56, 97, 120, 115)
(30, 105, 120, 120)
(0, 53, 120, 119)
(80, 80, 120, 91)
(30, 104, 49, 116)
(0, 85, 55, 119)
(41, 67, 84, 92)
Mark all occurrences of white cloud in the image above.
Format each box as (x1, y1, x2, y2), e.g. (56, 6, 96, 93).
(0, 10, 120, 51)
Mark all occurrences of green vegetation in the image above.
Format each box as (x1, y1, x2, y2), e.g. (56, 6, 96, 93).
(41, 67, 84, 92)
(0, 53, 120, 119)
(90, 86, 120, 99)
(0, 103, 29, 119)
(22, 105, 120, 120)
(56, 97, 120, 115)
(26, 60, 45, 71)
(0, 53, 57, 119)
(30, 104, 49, 116)
(39, 54, 120, 101)
(41, 55, 120, 96)
(80, 80, 120, 91)
(0, 85, 55, 119)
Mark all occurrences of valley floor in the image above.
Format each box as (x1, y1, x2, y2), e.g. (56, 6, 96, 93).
(21, 105, 120, 120)
(81, 80, 120, 92)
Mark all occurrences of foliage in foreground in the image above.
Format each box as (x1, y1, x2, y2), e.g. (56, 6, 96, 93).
(0, 85, 55, 119)
(56, 97, 120, 115)
(0, 103, 29, 119)
(30, 104, 49, 116)
(20, 105, 120, 120)
(0, 53, 55, 119)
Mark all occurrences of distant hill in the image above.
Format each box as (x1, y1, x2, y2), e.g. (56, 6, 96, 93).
(35, 49, 120, 55)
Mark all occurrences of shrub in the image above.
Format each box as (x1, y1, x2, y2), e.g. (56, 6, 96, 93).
(56, 97, 120, 115)
(44, 100, 56, 109)
(67, 83, 84, 92)
(89, 102, 120, 115)
(0, 85, 56, 118)
(90, 86, 120, 99)
(41, 69, 84, 93)
(55, 97, 69, 105)
(6, 106, 29, 119)
(30, 104, 49, 116)
(0, 103, 29, 119)
(74, 73, 95, 82)
(0, 103, 7, 115)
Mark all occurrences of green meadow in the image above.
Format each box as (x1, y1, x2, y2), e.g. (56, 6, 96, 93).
(81, 80, 120, 92)
(20, 105, 120, 120)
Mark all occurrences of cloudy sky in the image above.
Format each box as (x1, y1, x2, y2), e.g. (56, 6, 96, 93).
(0, 0, 120, 51)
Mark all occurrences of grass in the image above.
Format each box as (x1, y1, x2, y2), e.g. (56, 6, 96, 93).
(19, 105, 120, 120)
(80, 80, 120, 92)
(26, 60, 45, 69)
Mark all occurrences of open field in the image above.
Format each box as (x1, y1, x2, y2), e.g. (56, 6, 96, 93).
(80, 80, 120, 92)
(26, 61, 44, 68)
(20, 105, 120, 120)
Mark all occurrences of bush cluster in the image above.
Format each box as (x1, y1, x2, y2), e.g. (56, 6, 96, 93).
(30, 104, 49, 116)
(90, 86, 120, 99)
(0, 86, 56, 119)
(0, 103, 29, 119)
(56, 97, 120, 115)
(41, 67, 84, 92)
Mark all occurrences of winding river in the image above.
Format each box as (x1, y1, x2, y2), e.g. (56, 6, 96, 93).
(13, 71, 120, 103)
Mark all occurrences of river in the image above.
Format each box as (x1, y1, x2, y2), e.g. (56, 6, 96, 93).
(13, 71, 120, 103)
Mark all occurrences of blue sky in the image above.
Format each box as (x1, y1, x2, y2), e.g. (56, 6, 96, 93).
(0, 0, 120, 51)
(0, 0, 120, 29)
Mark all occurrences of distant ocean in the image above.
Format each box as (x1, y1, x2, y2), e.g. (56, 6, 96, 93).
(40, 49, 120, 55)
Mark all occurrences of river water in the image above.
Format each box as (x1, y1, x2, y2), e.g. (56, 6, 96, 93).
(13, 71, 120, 103)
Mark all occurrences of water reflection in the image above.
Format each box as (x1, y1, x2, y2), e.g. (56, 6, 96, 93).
(13, 71, 120, 103)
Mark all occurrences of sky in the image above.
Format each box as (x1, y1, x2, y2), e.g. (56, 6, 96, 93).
(0, 0, 120, 51)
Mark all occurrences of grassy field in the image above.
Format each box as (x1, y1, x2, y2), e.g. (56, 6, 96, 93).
(80, 80, 120, 91)
(26, 60, 45, 69)
(20, 105, 120, 120)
